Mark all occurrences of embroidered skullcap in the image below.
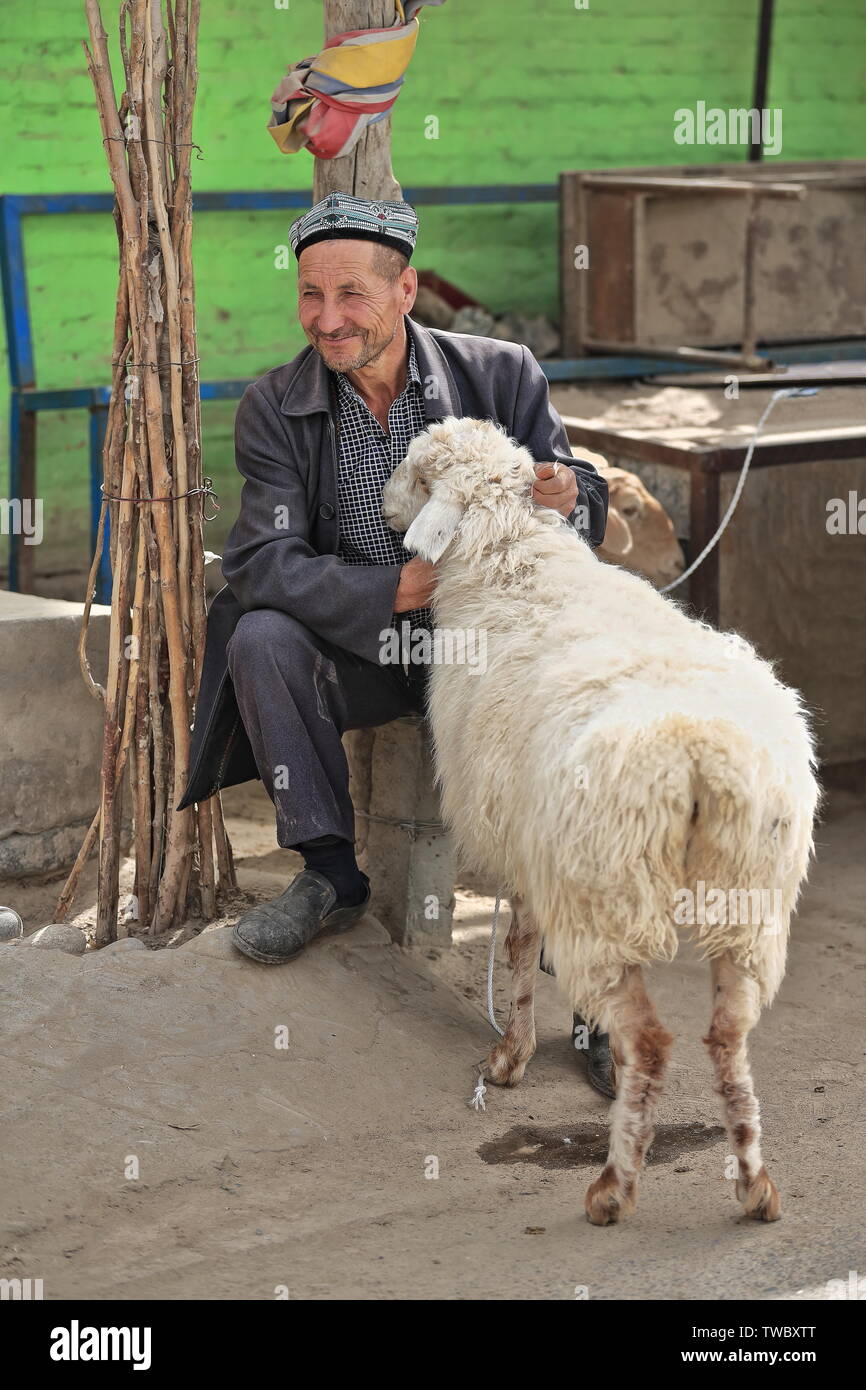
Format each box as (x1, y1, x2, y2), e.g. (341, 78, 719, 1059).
(289, 191, 418, 261)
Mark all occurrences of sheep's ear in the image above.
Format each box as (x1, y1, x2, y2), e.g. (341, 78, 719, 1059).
(403, 494, 464, 563)
(600, 507, 633, 557)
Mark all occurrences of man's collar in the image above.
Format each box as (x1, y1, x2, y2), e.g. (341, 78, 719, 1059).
(405, 324, 423, 388)
(278, 314, 459, 421)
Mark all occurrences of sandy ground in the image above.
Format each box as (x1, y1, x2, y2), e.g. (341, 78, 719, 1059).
(1, 780, 864, 1302)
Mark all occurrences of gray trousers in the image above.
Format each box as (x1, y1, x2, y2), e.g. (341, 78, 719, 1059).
(226, 608, 429, 848)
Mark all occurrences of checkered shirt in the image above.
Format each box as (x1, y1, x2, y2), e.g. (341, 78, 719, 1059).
(332, 326, 433, 642)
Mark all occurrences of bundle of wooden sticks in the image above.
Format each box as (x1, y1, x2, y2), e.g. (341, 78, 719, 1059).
(58, 0, 235, 943)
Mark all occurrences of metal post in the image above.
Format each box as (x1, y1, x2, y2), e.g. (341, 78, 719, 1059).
(89, 404, 112, 604)
(688, 466, 721, 626)
(750, 0, 775, 162)
(8, 395, 37, 594)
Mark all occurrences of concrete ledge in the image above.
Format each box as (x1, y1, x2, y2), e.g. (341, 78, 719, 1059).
(0, 818, 101, 879)
(344, 718, 455, 946)
(0, 591, 111, 876)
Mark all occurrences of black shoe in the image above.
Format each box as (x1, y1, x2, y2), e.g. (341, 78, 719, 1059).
(572, 1012, 617, 1099)
(231, 869, 371, 965)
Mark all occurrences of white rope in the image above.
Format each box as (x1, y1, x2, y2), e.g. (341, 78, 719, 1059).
(467, 890, 506, 1109)
(660, 387, 818, 594)
(486, 892, 506, 1037)
(469, 1073, 487, 1111)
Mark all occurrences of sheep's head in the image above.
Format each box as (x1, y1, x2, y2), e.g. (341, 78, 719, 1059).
(596, 466, 685, 589)
(381, 416, 538, 563)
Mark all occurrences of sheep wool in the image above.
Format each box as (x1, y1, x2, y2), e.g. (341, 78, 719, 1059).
(382, 416, 821, 1228)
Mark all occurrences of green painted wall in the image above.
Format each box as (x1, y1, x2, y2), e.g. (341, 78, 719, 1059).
(2, 0, 864, 583)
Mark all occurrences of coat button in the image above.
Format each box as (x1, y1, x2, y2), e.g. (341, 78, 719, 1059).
(319, 502, 335, 520)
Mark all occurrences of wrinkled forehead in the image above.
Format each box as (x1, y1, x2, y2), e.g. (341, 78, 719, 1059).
(297, 238, 379, 277)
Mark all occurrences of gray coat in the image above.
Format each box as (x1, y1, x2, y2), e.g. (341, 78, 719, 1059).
(178, 316, 608, 808)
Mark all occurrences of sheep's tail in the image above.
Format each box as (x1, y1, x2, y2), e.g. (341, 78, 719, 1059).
(563, 711, 819, 1009)
(671, 714, 819, 1005)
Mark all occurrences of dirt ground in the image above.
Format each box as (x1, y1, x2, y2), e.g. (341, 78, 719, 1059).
(1, 779, 864, 1302)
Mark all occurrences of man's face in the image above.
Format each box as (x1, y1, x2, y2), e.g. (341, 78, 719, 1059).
(297, 239, 416, 373)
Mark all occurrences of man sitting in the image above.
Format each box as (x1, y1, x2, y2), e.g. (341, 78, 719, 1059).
(179, 192, 613, 1097)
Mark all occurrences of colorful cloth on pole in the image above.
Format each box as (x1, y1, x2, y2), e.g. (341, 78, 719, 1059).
(268, 1, 444, 160)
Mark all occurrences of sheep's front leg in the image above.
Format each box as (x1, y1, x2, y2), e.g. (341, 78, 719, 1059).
(585, 965, 673, 1226)
(704, 951, 780, 1222)
(484, 897, 540, 1088)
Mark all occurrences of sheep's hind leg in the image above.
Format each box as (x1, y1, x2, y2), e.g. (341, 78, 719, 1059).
(704, 951, 780, 1222)
(585, 965, 673, 1226)
(484, 897, 540, 1088)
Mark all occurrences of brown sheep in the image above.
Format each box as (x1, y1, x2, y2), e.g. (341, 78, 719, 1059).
(572, 449, 685, 589)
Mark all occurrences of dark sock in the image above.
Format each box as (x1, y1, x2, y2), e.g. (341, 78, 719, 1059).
(292, 834, 367, 908)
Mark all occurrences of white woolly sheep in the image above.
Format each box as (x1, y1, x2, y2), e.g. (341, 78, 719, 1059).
(381, 416, 820, 1227)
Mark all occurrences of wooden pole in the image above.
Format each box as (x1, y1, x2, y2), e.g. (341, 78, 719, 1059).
(56, 0, 237, 939)
(314, 2, 402, 203)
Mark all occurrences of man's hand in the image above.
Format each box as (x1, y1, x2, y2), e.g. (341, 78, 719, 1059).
(533, 461, 578, 518)
(394, 557, 438, 612)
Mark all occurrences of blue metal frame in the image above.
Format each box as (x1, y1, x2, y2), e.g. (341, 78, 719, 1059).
(3, 185, 865, 600)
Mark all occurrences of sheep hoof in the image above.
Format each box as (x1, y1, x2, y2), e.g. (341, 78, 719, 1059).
(585, 1190, 621, 1226)
(740, 1167, 782, 1223)
(584, 1168, 635, 1226)
(484, 1039, 528, 1088)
